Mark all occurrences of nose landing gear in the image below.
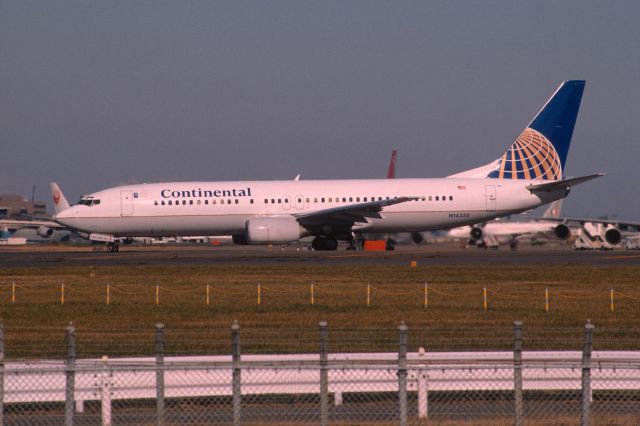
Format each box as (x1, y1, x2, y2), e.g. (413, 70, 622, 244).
(106, 242, 120, 252)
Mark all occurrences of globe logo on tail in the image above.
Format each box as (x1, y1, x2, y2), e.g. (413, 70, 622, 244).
(488, 128, 562, 180)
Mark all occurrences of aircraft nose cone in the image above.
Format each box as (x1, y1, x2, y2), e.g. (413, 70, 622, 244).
(53, 207, 75, 225)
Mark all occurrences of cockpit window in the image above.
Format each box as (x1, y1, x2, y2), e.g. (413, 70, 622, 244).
(77, 198, 101, 207)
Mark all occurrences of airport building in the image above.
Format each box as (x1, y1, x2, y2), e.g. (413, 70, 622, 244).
(0, 194, 47, 219)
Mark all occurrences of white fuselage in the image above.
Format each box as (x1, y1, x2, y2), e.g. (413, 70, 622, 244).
(54, 178, 564, 238)
(448, 220, 559, 240)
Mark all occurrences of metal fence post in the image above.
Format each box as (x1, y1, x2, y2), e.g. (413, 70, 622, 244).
(0, 322, 4, 426)
(155, 323, 165, 426)
(319, 321, 329, 426)
(417, 347, 428, 418)
(513, 321, 523, 426)
(581, 320, 594, 426)
(398, 322, 408, 426)
(101, 356, 112, 426)
(232, 321, 241, 426)
(65, 323, 76, 426)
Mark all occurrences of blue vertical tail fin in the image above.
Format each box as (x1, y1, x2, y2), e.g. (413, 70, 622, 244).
(486, 80, 585, 180)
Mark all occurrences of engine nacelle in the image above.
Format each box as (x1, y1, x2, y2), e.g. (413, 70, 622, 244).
(411, 232, 424, 245)
(604, 227, 622, 245)
(232, 234, 249, 245)
(554, 224, 571, 240)
(36, 226, 54, 238)
(470, 227, 484, 241)
(0, 227, 10, 238)
(245, 217, 302, 244)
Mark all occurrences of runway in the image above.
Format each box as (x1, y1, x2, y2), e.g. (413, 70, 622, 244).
(1, 243, 638, 268)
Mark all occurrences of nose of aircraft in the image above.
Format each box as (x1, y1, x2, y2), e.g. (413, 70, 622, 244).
(53, 207, 75, 225)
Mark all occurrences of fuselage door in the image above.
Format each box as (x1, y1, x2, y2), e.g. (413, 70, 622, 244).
(294, 195, 305, 210)
(485, 185, 497, 211)
(121, 190, 134, 217)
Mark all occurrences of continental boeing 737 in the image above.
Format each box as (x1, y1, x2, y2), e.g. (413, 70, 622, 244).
(51, 80, 602, 251)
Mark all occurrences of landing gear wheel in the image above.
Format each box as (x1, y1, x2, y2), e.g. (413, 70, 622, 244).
(312, 236, 339, 251)
(324, 238, 338, 251)
(107, 242, 119, 253)
(312, 237, 325, 251)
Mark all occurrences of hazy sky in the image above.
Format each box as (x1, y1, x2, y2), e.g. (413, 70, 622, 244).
(1, 1, 639, 219)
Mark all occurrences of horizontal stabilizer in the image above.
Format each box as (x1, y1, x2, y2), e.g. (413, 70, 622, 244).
(526, 173, 604, 193)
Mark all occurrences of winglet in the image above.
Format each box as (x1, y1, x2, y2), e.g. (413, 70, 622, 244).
(49, 182, 70, 214)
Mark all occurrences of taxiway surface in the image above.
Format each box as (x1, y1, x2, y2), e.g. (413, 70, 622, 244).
(1, 244, 638, 268)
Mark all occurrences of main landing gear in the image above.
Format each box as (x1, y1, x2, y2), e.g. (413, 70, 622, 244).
(106, 242, 120, 252)
(311, 236, 338, 251)
(347, 236, 366, 251)
(509, 237, 519, 250)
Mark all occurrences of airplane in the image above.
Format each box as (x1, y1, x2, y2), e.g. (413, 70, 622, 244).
(449, 198, 640, 250)
(387, 150, 397, 179)
(0, 218, 69, 242)
(51, 80, 602, 252)
(447, 199, 568, 249)
(547, 215, 640, 250)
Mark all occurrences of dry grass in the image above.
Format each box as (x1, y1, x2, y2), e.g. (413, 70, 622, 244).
(1, 264, 639, 358)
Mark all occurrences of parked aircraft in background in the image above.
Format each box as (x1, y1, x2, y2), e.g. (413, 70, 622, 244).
(51, 80, 601, 252)
(387, 150, 397, 179)
(444, 201, 640, 250)
(547, 215, 640, 250)
(0, 218, 70, 242)
(447, 199, 567, 249)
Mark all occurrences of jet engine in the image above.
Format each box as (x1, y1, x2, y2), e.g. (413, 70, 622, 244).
(244, 217, 303, 244)
(232, 234, 249, 245)
(470, 227, 484, 241)
(554, 224, 571, 240)
(0, 227, 10, 238)
(603, 226, 622, 245)
(410, 232, 424, 245)
(36, 226, 54, 238)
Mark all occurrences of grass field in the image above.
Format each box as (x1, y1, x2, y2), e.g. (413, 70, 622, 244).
(1, 263, 639, 358)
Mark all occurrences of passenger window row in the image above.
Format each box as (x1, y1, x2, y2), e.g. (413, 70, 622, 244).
(153, 195, 454, 206)
(154, 199, 241, 206)
(297, 195, 454, 203)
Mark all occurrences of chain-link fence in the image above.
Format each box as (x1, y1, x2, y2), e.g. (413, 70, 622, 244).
(1, 321, 640, 425)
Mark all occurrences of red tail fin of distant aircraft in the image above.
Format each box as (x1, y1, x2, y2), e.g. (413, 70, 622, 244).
(387, 150, 397, 179)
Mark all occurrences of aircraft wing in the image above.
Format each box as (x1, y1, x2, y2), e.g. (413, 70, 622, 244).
(0, 219, 65, 231)
(526, 173, 604, 193)
(295, 197, 418, 233)
(542, 216, 640, 229)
